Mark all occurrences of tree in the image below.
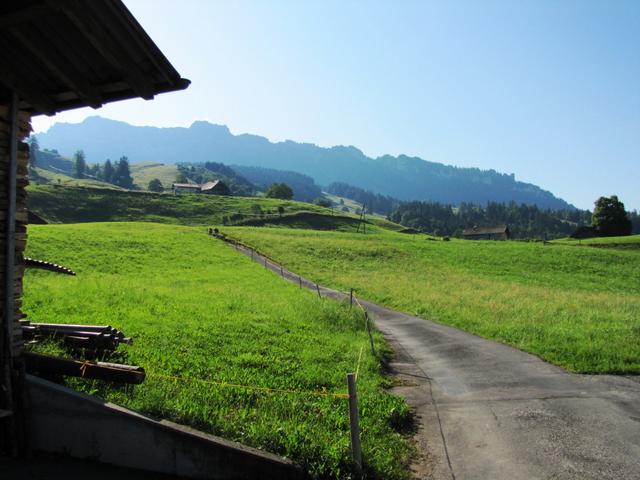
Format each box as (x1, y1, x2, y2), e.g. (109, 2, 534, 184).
(265, 183, 293, 200)
(148, 178, 164, 192)
(28, 135, 39, 169)
(103, 159, 115, 184)
(277, 206, 285, 217)
(592, 195, 632, 237)
(313, 197, 332, 208)
(113, 156, 134, 189)
(73, 150, 86, 179)
(175, 171, 188, 183)
(250, 204, 263, 216)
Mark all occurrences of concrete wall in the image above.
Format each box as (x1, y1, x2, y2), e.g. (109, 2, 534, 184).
(27, 375, 306, 480)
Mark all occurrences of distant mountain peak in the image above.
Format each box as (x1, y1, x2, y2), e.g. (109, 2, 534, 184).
(189, 120, 230, 134)
(36, 116, 574, 209)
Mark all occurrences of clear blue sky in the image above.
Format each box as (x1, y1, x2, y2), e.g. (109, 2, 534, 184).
(32, 0, 640, 211)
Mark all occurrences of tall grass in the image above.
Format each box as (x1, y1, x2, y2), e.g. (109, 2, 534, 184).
(227, 228, 640, 374)
(24, 223, 411, 479)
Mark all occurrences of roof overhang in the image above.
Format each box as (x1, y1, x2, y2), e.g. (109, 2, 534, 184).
(0, 0, 190, 115)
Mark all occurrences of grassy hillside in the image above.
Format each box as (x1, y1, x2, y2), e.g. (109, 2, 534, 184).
(23, 223, 411, 479)
(130, 162, 178, 190)
(226, 227, 640, 374)
(32, 167, 123, 190)
(26, 184, 404, 233)
(27, 185, 337, 225)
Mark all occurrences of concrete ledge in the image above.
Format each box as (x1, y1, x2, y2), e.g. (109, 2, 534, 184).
(27, 375, 306, 479)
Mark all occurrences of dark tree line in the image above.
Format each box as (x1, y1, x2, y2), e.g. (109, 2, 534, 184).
(326, 182, 401, 215)
(389, 201, 594, 239)
(85, 156, 134, 189)
(631, 211, 640, 234)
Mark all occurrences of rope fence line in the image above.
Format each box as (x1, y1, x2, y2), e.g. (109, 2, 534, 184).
(209, 228, 376, 473)
(147, 372, 350, 399)
(354, 345, 364, 381)
(211, 229, 378, 354)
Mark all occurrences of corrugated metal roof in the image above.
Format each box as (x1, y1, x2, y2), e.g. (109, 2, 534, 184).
(0, 0, 190, 115)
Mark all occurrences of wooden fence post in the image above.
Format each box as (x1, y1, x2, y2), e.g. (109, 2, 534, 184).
(365, 311, 375, 355)
(316, 283, 321, 299)
(350, 288, 354, 309)
(299, 275, 302, 289)
(347, 373, 363, 475)
(264, 257, 267, 268)
(280, 265, 284, 278)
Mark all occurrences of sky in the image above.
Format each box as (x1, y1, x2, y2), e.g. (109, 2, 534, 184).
(32, 0, 640, 210)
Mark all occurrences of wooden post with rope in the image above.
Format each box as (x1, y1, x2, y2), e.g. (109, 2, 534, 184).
(365, 311, 375, 355)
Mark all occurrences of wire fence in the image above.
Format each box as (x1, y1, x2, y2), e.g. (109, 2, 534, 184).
(209, 228, 381, 473)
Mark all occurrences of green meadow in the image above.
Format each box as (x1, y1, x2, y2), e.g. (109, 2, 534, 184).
(226, 228, 640, 374)
(28, 185, 341, 225)
(24, 223, 411, 479)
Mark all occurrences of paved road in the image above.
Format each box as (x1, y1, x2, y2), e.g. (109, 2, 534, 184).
(229, 241, 640, 480)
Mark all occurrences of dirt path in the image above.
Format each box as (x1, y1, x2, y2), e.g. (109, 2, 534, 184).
(229, 241, 640, 480)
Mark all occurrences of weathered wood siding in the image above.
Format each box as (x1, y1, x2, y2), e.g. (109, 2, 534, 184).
(0, 104, 30, 360)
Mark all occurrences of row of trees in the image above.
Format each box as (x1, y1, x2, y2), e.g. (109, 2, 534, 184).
(76, 151, 134, 189)
(389, 196, 638, 239)
(390, 201, 592, 239)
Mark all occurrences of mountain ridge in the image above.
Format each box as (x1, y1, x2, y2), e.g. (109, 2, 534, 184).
(36, 116, 574, 209)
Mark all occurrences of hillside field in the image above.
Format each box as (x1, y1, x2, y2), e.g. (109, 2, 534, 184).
(225, 228, 640, 374)
(23, 223, 411, 479)
(32, 167, 123, 190)
(130, 162, 179, 190)
(26, 184, 403, 232)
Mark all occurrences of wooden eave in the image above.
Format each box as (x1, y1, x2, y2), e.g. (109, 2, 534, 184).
(0, 0, 190, 116)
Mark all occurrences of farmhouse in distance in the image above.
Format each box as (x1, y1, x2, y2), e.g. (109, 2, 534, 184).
(462, 225, 511, 240)
(172, 179, 230, 195)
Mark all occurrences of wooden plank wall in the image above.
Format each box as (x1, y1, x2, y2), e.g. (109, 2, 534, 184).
(0, 103, 30, 369)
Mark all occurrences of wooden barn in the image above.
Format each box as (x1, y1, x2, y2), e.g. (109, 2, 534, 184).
(463, 225, 511, 240)
(1, 0, 188, 464)
(173, 179, 230, 195)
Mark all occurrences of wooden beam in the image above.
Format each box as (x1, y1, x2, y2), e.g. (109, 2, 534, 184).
(0, 50, 57, 115)
(24, 352, 146, 384)
(8, 26, 103, 109)
(100, 0, 177, 85)
(0, 4, 56, 29)
(54, 0, 156, 100)
(0, 73, 56, 116)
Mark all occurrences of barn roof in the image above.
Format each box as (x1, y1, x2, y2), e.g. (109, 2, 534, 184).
(463, 225, 509, 236)
(0, 0, 190, 115)
(200, 180, 222, 191)
(172, 183, 201, 189)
